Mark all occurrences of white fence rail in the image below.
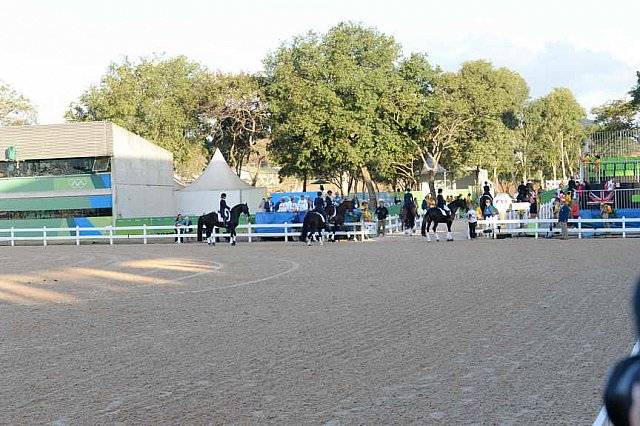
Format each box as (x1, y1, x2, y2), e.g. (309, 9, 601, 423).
(0, 219, 388, 246)
(478, 216, 640, 239)
(0, 215, 639, 246)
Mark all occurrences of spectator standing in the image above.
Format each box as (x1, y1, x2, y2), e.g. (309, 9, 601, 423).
(174, 214, 185, 243)
(558, 200, 570, 239)
(264, 196, 274, 212)
(601, 203, 612, 228)
(529, 196, 538, 219)
(466, 204, 478, 239)
(258, 198, 266, 212)
(351, 195, 359, 209)
(482, 198, 494, 220)
(375, 200, 389, 236)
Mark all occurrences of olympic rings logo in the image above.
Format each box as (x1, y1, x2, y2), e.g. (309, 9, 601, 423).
(68, 178, 88, 189)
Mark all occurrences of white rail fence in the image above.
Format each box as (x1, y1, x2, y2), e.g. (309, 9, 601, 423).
(479, 216, 640, 239)
(0, 219, 391, 246)
(0, 215, 639, 246)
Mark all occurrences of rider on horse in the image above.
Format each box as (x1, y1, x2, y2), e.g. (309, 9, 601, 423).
(436, 188, 451, 217)
(325, 190, 335, 218)
(219, 193, 230, 227)
(313, 191, 326, 222)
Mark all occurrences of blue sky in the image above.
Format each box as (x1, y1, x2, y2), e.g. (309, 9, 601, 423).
(2, 0, 639, 123)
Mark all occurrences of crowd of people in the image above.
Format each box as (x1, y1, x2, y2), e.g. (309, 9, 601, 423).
(193, 175, 620, 242)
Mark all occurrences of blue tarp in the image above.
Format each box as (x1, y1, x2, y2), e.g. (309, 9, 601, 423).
(578, 208, 640, 228)
(255, 212, 308, 233)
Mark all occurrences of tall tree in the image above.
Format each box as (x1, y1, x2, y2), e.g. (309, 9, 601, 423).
(537, 88, 586, 181)
(629, 71, 640, 108)
(66, 55, 208, 176)
(396, 54, 470, 195)
(592, 99, 637, 131)
(0, 80, 37, 126)
(265, 22, 407, 205)
(455, 61, 530, 186)
(198, 72, 270, 176)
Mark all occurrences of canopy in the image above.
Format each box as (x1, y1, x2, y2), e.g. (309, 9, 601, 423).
(174, 149, 266, 215)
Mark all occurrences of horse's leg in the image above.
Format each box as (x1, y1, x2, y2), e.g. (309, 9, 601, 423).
(230, 227, 236, 246)
(426, 220, 431, 242)
(446, 220, 453, 241)
(434, 221, 440, 241)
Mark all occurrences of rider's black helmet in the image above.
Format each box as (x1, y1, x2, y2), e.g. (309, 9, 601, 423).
(221, 193, 227, 198)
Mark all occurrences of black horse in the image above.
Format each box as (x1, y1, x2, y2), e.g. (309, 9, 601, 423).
(300, 211, 332, 246)
(197, 203, 250, 246)
(421, 198, 467, 242)
(330, 200, 352, 238)
(401, 203, 418, 235)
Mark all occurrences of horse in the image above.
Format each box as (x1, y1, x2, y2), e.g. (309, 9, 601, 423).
(300, 211, 332, 246)
(329, 200, 352, 239)
(421, 198, 467, 242)
(401, 203, 418, 235)
(197, 203, 250, 246)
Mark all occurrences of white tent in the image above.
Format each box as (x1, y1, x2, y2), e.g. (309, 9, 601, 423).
(174, 149, 266, 216)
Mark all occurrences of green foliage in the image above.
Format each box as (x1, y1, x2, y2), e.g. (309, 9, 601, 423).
(199, 72, 270, 174)
(592, 99, 637, 131)
(0, 80, 37, 126)
(264, 22, 406, 191)
(66, 55, 207, 175)
(535, 88, 586, 179)
(629, 71, 640, 108)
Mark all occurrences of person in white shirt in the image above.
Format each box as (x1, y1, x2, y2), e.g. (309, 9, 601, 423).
(285, 196, 296, 212)
(298, 195, 309, 212)
(466, 205, 478, 239)
(277, 198, 288, 212)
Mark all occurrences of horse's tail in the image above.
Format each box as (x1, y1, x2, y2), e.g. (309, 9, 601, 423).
(300, 217, 308, 242)
(197, 216, 203, 242)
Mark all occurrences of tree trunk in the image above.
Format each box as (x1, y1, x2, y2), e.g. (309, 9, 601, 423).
(552, 165, 557, 182)
(302, 173, 307, 192)
(560, 139, 567, 182)
(427, 169, 436, 197)
(360, 165, 377, 207)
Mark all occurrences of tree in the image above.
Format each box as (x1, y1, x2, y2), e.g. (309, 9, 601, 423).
(0, 80, 37, 126)
(592, 99, 637, 131)
(198, 72, 270, 176)
(629, 71, 640, 108)
(536, 88, 586, 181)
(66, 55, 208, 176)
(264, 22, 407, 205)
(396, 54, 470, 195)
(454, 61, 530, 187)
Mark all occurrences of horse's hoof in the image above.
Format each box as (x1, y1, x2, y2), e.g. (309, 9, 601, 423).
(232, 242, 236, 246)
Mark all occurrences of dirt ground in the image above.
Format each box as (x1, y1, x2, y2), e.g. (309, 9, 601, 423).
(1, 228, 639, 425)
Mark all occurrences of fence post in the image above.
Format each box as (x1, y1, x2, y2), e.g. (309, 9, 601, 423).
(578, 217, 582, 239)
(109, 226, 114, 245)
(76, 226, 80, 246)
(247, 222, 252, 243)
(623, 216, 626, 238)
(176, 226, 181, 244)
(361, 220, 365, 242)
(284, 222, 288, 242)
(43, 226, 47, 246)
(143, 224, 147, 244)
(10, 227, 15, 247)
